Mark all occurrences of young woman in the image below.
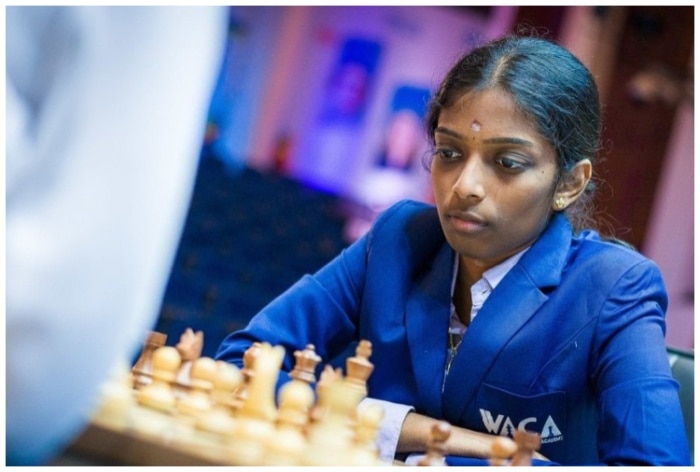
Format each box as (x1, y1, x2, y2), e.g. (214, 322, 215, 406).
(216, 36, 690, 465)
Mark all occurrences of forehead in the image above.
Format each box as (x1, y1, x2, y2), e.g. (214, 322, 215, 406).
(438, 88, 543, 139)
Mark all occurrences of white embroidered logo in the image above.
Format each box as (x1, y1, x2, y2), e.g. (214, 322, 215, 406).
(479, 409, 564, 443)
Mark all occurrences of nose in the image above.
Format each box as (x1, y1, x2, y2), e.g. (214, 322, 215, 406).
(453, 157, 486, 201)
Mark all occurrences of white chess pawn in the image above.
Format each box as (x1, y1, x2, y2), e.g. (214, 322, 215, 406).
(177, 356, 217, 419)
(352, 403, 385, 465)
(211, 361, 243, 413)
(197, 361, 242, 436)
(133, 346, 181, 437)
(262, 378, 315, 465)
(137, 346, 181, 413)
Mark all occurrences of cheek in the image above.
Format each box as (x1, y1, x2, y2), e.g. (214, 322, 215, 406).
(497, 183, 553, 223)
(430, 168, 449, 199)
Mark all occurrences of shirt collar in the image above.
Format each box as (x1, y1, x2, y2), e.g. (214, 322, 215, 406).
(481, 247, 528, 291)
(449, 247, 530, 331)
(450, 246, 529, 295)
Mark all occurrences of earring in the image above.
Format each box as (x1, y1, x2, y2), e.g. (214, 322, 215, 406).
(555, 196, 567, 211)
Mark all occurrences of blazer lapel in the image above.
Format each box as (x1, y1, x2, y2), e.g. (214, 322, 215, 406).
(405, 241, 454, 418)
(441, 213, 573, 422)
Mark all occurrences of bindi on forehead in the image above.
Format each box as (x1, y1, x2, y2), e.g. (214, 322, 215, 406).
(470, 120, 481, 132)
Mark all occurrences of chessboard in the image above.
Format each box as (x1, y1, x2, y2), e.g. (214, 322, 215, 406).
(57, 328, 541, 466)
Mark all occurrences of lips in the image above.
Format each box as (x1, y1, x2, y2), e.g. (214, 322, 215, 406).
(447, 211, 488, 233)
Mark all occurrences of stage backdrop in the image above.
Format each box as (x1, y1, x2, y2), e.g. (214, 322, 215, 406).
(207, 6, 516, 207)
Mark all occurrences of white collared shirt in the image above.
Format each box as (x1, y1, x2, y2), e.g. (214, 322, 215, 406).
(449, 248, 527, 337)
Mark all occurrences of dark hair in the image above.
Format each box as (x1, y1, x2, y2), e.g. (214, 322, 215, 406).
(425, 35, 601, 231)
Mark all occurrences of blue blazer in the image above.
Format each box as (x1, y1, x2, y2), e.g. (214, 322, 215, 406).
(216, 200, 689, 465)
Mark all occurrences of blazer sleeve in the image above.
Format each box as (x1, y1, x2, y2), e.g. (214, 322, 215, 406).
(214, 229, 369, 376)
(591, 259, 690, 465)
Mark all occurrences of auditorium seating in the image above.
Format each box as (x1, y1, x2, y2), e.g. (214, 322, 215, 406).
(155, 157, 349, 358)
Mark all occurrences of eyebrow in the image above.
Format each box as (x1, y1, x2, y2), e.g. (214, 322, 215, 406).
(435, 126, 535, 147)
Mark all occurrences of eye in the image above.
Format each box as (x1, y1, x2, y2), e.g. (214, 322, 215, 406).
(495, 155, 529, 171)
(433, 147, 462, 162)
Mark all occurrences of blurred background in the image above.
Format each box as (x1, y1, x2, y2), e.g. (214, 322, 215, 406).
(153, 5, 694, 357)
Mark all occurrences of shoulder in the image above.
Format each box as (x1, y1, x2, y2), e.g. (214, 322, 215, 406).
(571, 230, 657, 270)
(365, 199, 446, 260)
(371, 199, 437, 226)
(368, 200, 442, 243)
(567, 229, 666, 295)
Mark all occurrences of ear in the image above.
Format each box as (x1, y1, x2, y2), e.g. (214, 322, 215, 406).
(552, 159, 592, 211)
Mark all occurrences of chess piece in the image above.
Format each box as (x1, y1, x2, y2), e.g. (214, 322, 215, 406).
(510, 429, 542, 466)
(290, 344, 322, 384)
(262, 377, 315, 465)
(131, 331, 167, 389)
(132, 346, 181, 438)
(317, 364, 343, 387)
(278, 346, 318, 429)
(418, 420, 451, 466)
(177, 356, 217, 419)
(302, 377, 365, 465)
(227, 343, 285, 465)
(210, 360, 243, 413)
(489, 436, 518, 466)
(352, 403, 385, 465)
(196, 361, 242, 436)
(136, 345, 181, 413)
(276, 378, 314, 430)
(231, 341, 262, 412)
(174, 327, 204, 395)
(346, 340, 374, 398)
(309, 364, 343, 423)
(236, 343, 284, 423)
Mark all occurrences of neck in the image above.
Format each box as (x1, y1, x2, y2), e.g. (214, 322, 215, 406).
(458, 256, 483, 288)
(453, 264, 474, 326)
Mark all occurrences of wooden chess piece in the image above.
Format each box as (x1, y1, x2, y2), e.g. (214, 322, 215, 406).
(317, 364, 343, 387)
(262, 377, 315, 465)
(278, 345, 318, 429)
(196, 361, 242, 436)
(236, 343, 283, 423)
(170, 356, 218, 445)
(418, 420, 451, 466)
(231, 341, 262, 412)
(510, 429, 542, 466)
(489, 435, 518, 466)
(174, 327, 204, 396)
(346, 339, 374, 398)
(276, 379, 314, 430)
(211, 360, 243, 414)
(290, 344, 322, 384)
(136, 346, 181, 413)
(227, 343, 285, 465)
(133, 346, 181, 437)
(302, 377, 364, 466)
(309, 364, 343, 423)
(177, 356, 217, 419)
(131, 331, 167, 389)
(352, 403, 385, 465)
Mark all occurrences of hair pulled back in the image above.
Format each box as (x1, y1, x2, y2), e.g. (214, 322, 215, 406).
(425, 35, 602, 230)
